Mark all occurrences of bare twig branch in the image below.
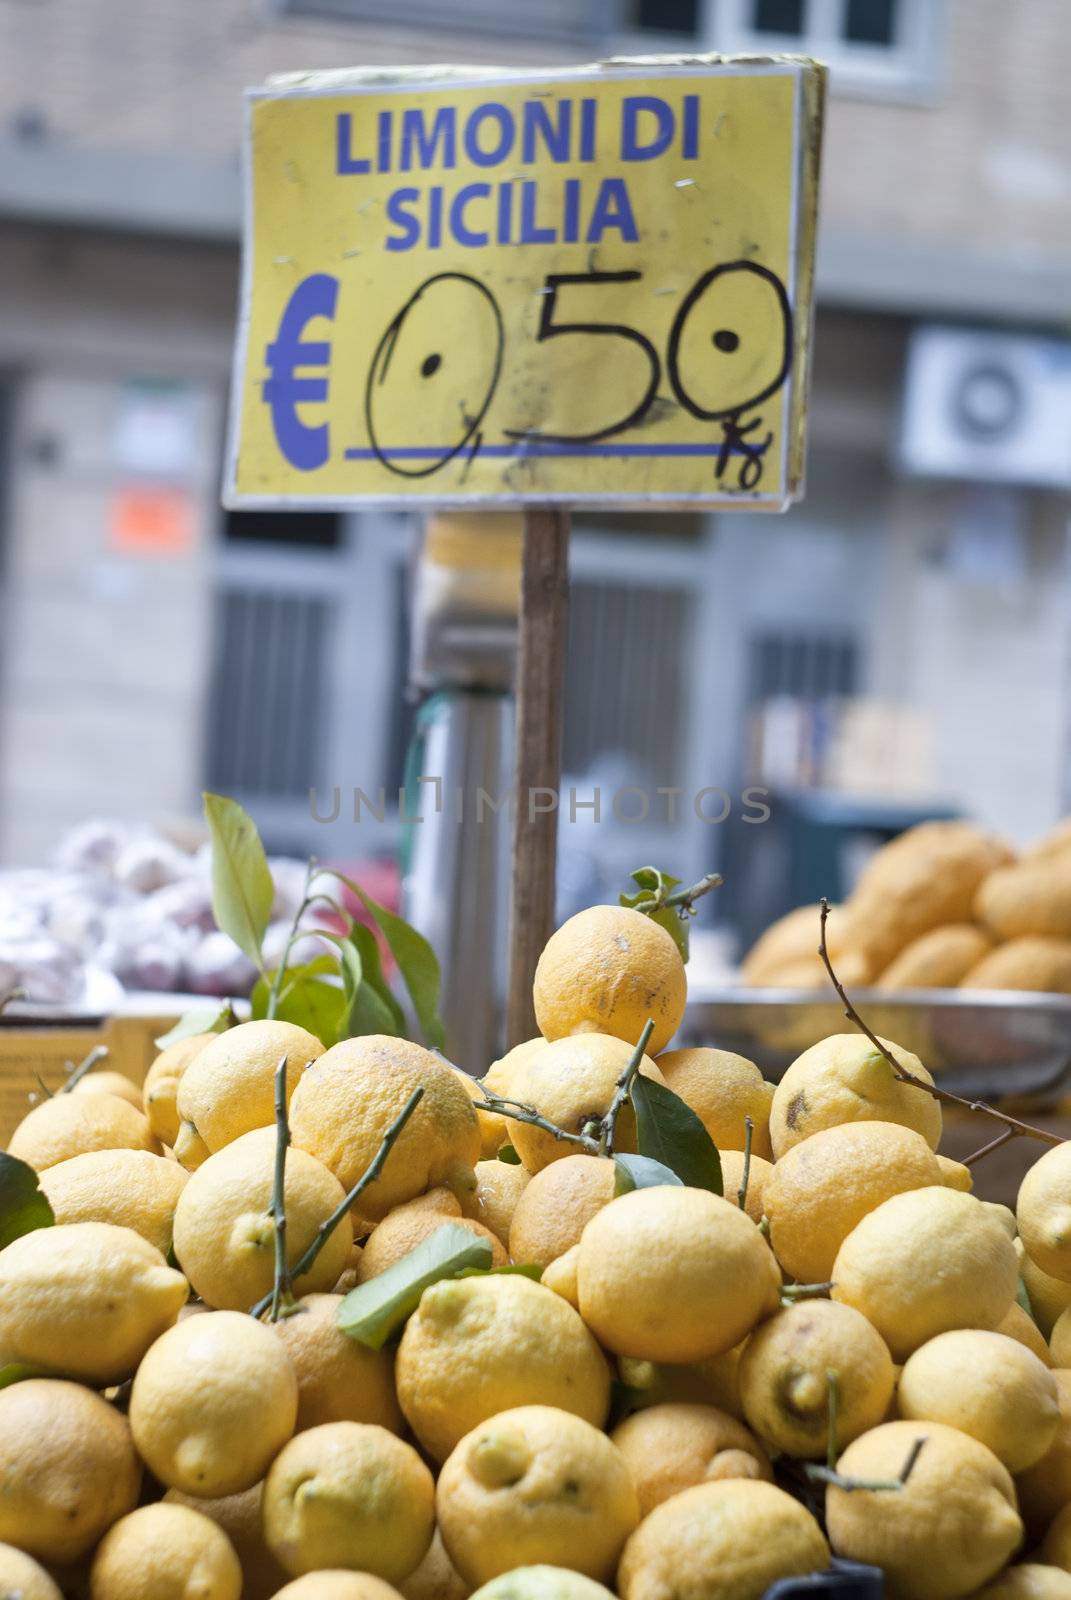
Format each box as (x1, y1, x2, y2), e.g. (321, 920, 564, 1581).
(804, 1433, 925, 1493)
(268, 1055, 293, 1323)
(962, 1126, 1019, 1167)
(600, 1019, 655, 1156)
(61, 1045, 110, 1093)
(662, 872, 723, 915)
(818, 899, 1062, 1148)
(781, 1281, 834, 1303)
(826, 1368, 840, 1471)
(737, 1115, 754, 1212)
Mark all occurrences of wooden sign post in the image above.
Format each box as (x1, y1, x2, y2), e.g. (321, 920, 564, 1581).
(225, 56, 825, 1050)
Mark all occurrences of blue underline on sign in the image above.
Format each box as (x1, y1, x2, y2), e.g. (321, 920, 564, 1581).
(343, 440, 765, 459)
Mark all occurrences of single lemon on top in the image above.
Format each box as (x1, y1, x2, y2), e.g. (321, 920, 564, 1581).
(263, 1422, 434, 1582)
(174, 1020, 324, 1167)
(0, 1219, 187, 1384)
(831, 1185, 1018, 1360)
(825, 1420, 1023, 1600)
(509, 1154, 617, 1267)
(130, 1310, 298, 1497)
(768, 1033, 942, 1159)
(357, 1192, 505, 1282)
(436, 1405, 639, 1588)
(272, 1293, 402, 1434)
(763, 1119, 946, 1284)
(0, 1379, 140, 1565)
(289, 1036, 480, 1221)
(396, 1273, 611, 1463)
(0, 1544, 62, 1600)
(1019, 1142, 1071, 1284)
(90, 1502, 242, 1600)
(898, 1328, 1058, 1473)
(7, 1090, 160, 1171)
(506, 1035, 664, 1174)
(611, 1402, 772, 1516)
(655, 1048, 774, 1159)
(143, 1031, 215, 1146)
(739, 1300, 895, 1460)
(577, 1186, 781, 1364)
(533, 905, 686, 1057)
(39, 1146, 188, 1256)
(171, 1127, 352, 1310)
(618, 1478, 830, 1600)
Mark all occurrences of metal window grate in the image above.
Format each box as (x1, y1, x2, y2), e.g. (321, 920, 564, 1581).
(562, 579, 690, 782)
(205, 588, 332, 800)
(745, 628, 859, 706)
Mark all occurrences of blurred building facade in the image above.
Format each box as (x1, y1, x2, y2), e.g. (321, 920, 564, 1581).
(0, 0, 1068, 931)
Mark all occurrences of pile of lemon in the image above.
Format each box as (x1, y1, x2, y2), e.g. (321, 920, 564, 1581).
(5, 903, 1071, 1600)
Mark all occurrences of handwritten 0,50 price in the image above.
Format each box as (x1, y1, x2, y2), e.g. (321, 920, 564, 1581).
(262, 259, 793, 491)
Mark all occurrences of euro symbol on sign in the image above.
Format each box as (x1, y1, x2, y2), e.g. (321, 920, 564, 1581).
(262, 273, 340, 471)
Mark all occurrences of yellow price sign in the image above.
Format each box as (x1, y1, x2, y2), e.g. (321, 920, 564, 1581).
(226, 58, 824, 511)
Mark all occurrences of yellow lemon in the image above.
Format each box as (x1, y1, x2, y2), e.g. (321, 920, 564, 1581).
(174, 1020, 325, 1165)
(436, 1405, 639, 1587)
(769, 1034, 942, 1159)
(143, 1032, 216, 1147)
(618, 1479, 830, 1600)
(542, 1244, 580, 1308)
(90, 1503, 242, 1600)
(577, 1187, 781, 1363)
(0, 1220, 187, 1383)
(997, 1301, 1053, 1365)
(451, 1059, 520, 1159)
(617, 1348, 746, 1421)
(289, 1037, 480, 1220)
(399, 1529, 470, 1600)
(977, 1566, 1071, 1599)
(262, 1422, 434, 1582)
(825, 1420, 1023, 1600)
(831, 1187, 1018, 1360)
(165, 1483, 289, 1600)
(476, 1039, 550, 1155)
(39, 1148, 188, 1256)
(275, 1578, 408, 1600)
(272, 1292, 402, 1434)
(1017, 1371, 1071, 1532)
(130, 1310, 298, 1496)
(717, 1151, 773, 1225)
(464, 1159, 530, 1245)
(739, 1301, 894, 1459)
(1019, 1144, 1071, 1284)
(506, 1036, 664, 1174)
(898, 1329, 1059, 1472)
(1019, 1243, 1071, 1337)
(655, 1049, 774, 1158)
(533, 906, 686, 1057)
(0, 1544, 62, 1600)
(611, 1402, 772, 1516)
(8, 1092, 160, 1171)
(69, 1069, 144, 1109)
(469, 1571, 614, 1600)
(396, 1274, 610, 1462)
(172, 1127, 352, 1311)
(1051, 1307, 1071, 1365)
(937, 1154, 974, 1191)
(0, 1379, 140, 1565)
(509, 1155, 617, 1267)
(764, 1120, 946, 1284)
(358, 1194, 505, 1282)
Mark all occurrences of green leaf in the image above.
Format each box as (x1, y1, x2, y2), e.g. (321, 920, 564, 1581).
(335, 875, 446, 1050)
(338, 1223, 492, 1349)
(251, 957, 345, 1048)
(0, 1362, 52, 1389)
(202, 793, 274, 974)
(652, 906, 689, 963)
(620, 867, 688, 961)
(332, 925, 405, 1042)
(497, 1144, 522, 1165)
(630, 1076, 723, 1196)
(155, 1004, 236, 1051)
(0, 1153, 54, 1251)
(613, 1153, 685, 1197)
